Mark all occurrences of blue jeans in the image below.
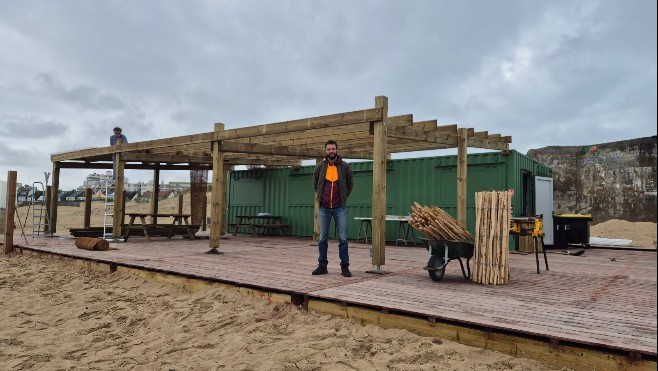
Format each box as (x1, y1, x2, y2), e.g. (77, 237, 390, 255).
(318, 207, 349, 266)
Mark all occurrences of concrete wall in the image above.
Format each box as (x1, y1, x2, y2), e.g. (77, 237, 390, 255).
(527, 136, 657, 224)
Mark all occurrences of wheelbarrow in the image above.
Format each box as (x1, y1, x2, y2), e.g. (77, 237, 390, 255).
(421, 238, 474, 282)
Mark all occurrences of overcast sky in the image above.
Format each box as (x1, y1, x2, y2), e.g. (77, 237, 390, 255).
(1, 0, 656, 189)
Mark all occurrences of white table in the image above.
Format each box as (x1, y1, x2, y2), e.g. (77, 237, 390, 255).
(354, 215, 417, 245)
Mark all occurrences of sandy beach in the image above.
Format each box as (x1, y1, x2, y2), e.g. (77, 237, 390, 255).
(4, 196, 655, 369)
(0, 253, 558, 370)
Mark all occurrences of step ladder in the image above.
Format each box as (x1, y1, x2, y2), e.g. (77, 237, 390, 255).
(31, 181, 52, 237)
(103, 179, 114, 240)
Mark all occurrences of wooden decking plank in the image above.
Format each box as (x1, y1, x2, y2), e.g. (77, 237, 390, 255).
(15, 235, 657, 356)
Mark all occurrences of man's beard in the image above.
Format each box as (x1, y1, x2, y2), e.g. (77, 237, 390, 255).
(328, 153, 337, 160)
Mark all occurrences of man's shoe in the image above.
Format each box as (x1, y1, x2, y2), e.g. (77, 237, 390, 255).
(340, 265, 352, 277)
(312, 265, 328, 275)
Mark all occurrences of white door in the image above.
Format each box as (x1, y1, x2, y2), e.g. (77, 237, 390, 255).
(535, 176, 554, 245)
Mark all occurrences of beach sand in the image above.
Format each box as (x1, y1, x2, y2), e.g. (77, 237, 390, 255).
(0, 253, 557, 370)
(5, 196, 653, 369)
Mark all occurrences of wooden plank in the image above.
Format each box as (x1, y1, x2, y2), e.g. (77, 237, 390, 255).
(19, 238, 656, 363)
(371, 96, 388, 267)
(307, 300, 655, 371)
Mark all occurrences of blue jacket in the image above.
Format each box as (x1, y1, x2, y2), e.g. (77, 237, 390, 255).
(110, 134, 128, 145)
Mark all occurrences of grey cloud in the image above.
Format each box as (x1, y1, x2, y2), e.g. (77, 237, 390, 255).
(0, 116, 68, 138)
(32, 73, 127, 111)
(0, 145, 48, 168)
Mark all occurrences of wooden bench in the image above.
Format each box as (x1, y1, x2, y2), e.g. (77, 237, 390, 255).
(124, 224, 200, 241)
(251, 223, 289, 236)
(228, 222, 289, 236)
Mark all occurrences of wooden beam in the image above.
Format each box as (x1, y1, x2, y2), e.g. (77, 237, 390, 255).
(219, 141, 325, 158)
(84, 188, 92, 229)
(313, 158, 321, 243)
(224, 159, 301, 167)
(220, 170, 228, 235)
(387, 114, 413, 128)
(44, 185, 52, 234)
(50, 162, 60, 234)
(57, 162, 212, 170)
(436, 124, 457, 133)
(3, 171, 17, 254)
(150, 168, 160, 224)
(113, 145, 125, 239)
(457, 128, 468, 229)
(371, 96, 388, 269)
(236, 122, 373, 145)
(209, 123, 224, 250)
(122, 153, 213, 164)
(215, 108, 383, 140)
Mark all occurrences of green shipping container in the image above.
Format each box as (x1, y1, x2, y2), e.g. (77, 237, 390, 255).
(226, 150, 551, 248)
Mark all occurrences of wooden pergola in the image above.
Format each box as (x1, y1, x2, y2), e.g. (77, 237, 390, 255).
(50, 96, 511, 271)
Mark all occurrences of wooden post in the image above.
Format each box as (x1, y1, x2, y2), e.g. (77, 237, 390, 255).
(178, 194, 184, 225)
(3, 171, 17, 254)
(209, 123, 224, 252)
(202, 192, 208, 231)
(457, 128, 468, 229)
(50, 162, 60, 234)
(44, 185, 52, 234)
(220, 169, 228, 235)
(150, 168, 160, 224)
(370, 96, 388, 271)
(113, 139, 125, 239)
(83, 188, 92, 229)
(122, 191, 126, 227)
(313, 157, 322, 243)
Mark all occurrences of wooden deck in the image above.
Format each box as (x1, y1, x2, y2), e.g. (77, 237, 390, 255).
(10, 234, 657, 360)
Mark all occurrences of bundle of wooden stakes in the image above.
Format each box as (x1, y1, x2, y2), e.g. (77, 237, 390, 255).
(409, 202, 473, 243)
(472, 191, 512, 285)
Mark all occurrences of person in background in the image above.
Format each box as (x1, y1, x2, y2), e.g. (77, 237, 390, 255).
(312, 140, 354, 277)
(110, 127, 128, 145)
(110, 127, 128, 180)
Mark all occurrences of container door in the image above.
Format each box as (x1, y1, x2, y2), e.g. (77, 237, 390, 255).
(535, 176, 554, 245)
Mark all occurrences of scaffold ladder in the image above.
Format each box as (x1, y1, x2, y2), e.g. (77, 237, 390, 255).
(31, 181, 51, 237)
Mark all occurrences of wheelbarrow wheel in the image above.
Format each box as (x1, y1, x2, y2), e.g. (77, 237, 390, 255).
(427, 255, 446, 282)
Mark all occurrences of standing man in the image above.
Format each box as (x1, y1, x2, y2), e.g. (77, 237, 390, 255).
(110, 127, 128, 180)
(312, 140, 354, 277)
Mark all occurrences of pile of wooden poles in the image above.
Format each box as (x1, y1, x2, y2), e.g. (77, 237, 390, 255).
(472, 191, 512, 285)
(409, 202, 473, 243)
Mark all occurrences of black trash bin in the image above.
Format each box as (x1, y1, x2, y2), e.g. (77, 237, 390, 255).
(553, 214, 593, 249)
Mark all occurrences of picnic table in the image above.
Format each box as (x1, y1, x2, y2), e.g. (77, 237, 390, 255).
(231, 215, 289, 236)
(123, 213, 198, 241)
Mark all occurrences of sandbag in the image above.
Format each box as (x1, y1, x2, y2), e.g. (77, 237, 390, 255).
(75, 237, 110, 251)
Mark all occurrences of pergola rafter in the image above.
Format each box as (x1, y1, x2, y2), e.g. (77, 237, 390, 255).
(49, 96, 511, 270)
